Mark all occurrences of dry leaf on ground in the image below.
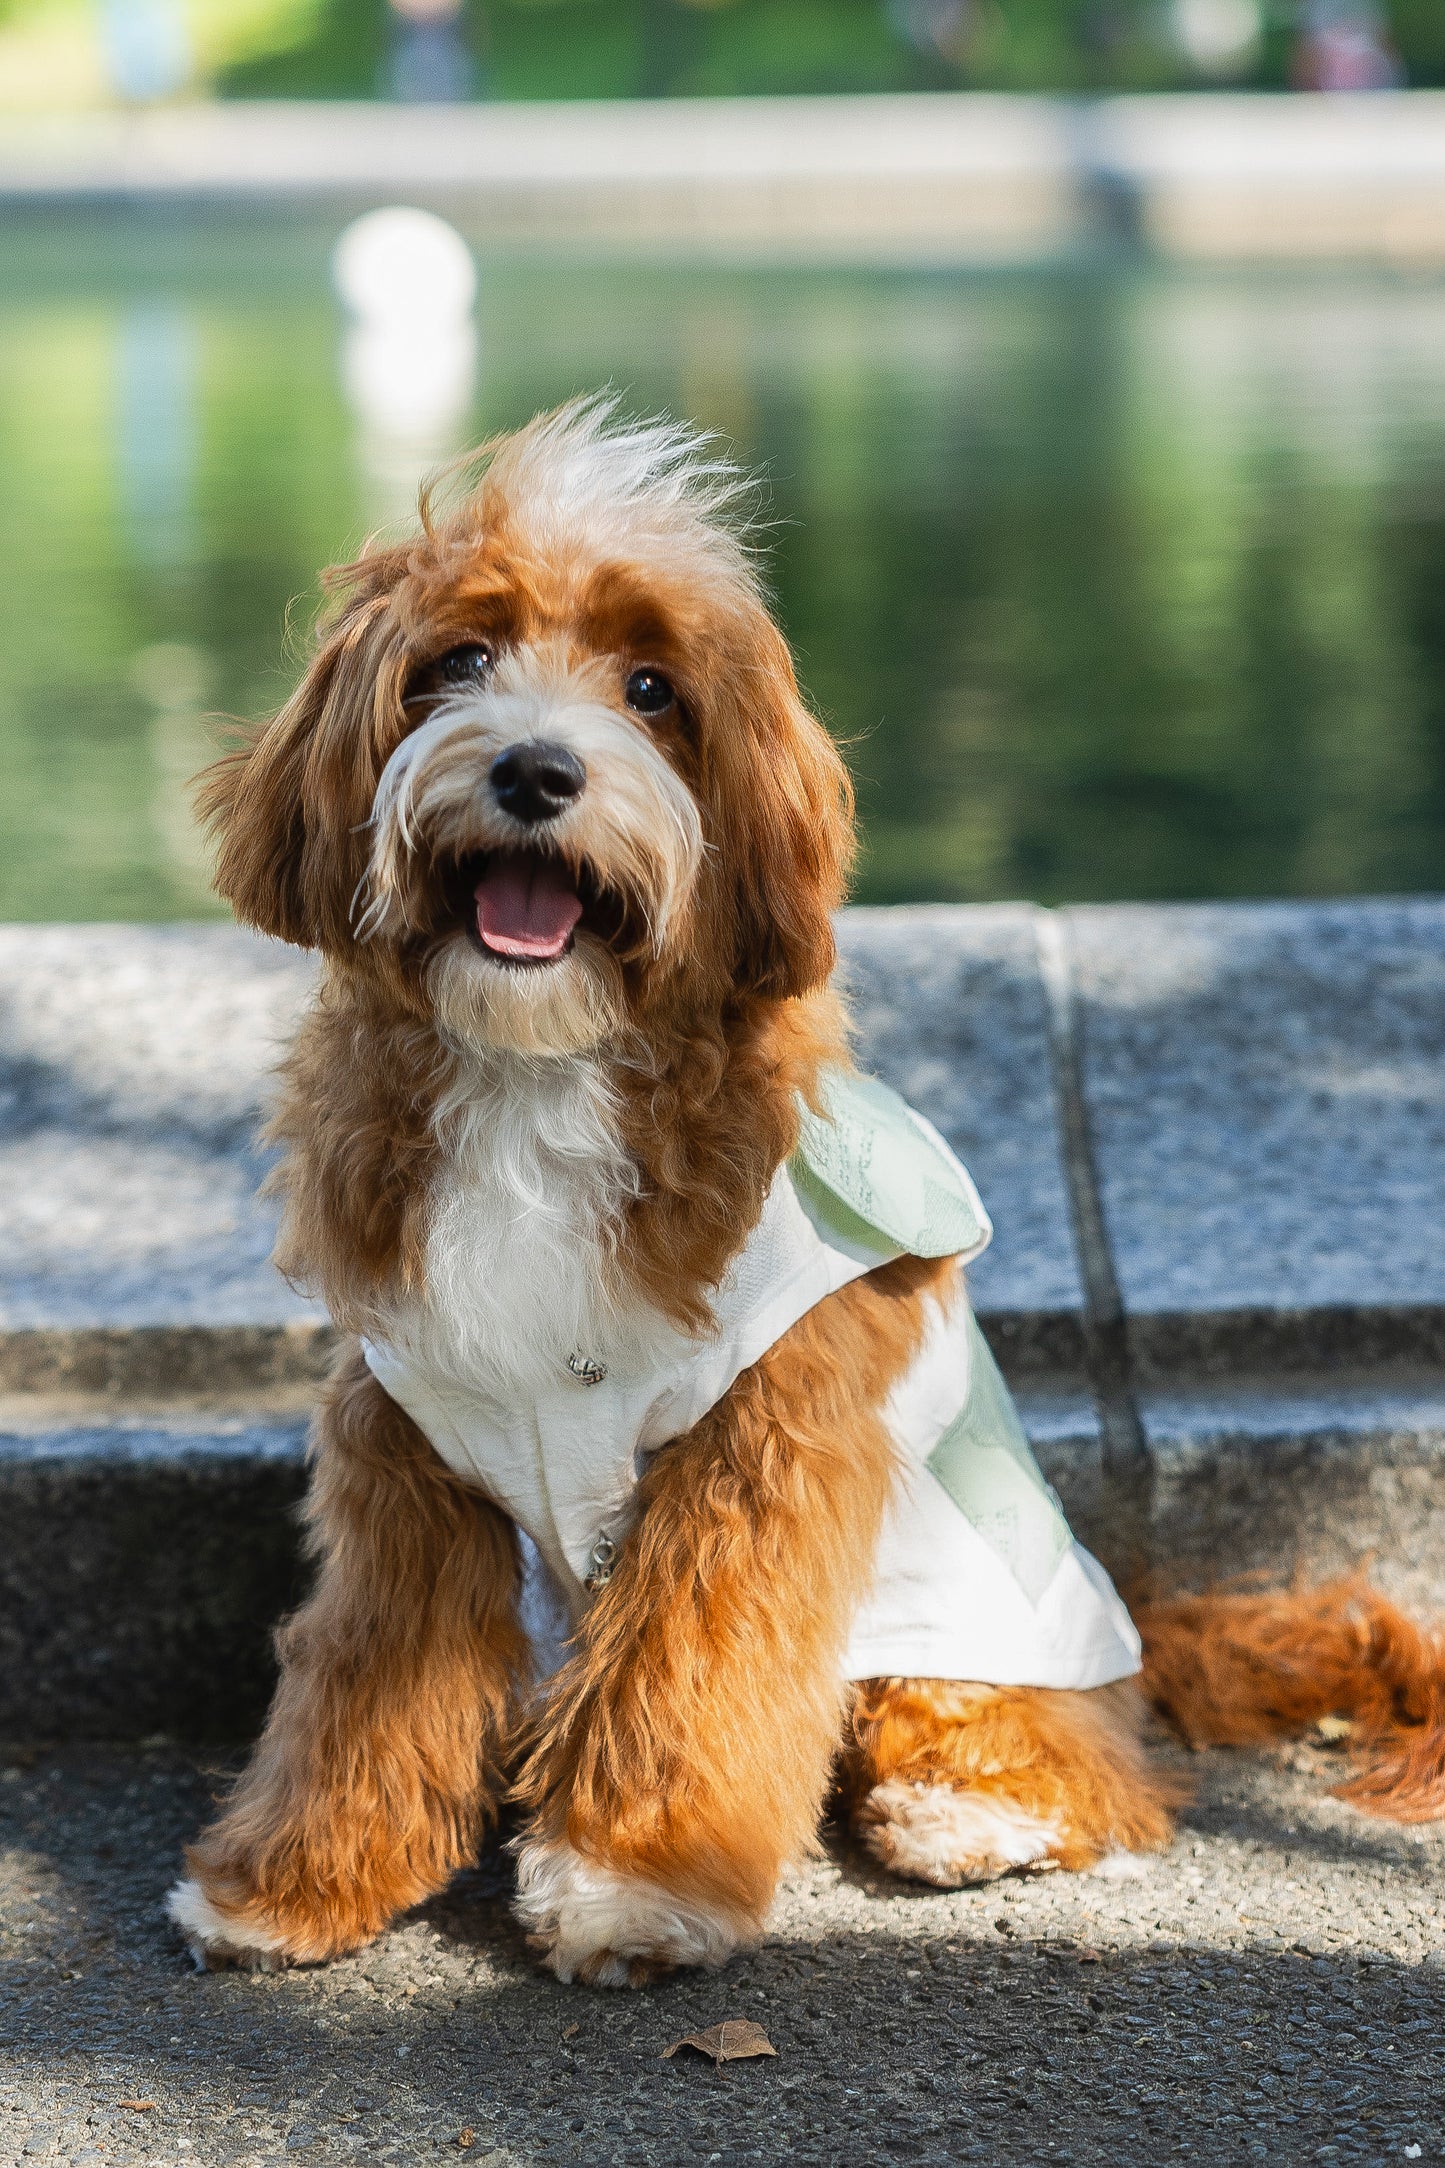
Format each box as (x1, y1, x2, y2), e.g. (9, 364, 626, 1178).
(662, 2019, 777, 2065)
(118, 2100, 157, 2111)
(454, 2130, 474, 2151)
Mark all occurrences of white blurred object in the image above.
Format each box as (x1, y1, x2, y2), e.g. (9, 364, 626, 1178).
(342, 315, 478, 449)
(99, 0, 191, 101)
(332, 208, 479, 514)
(332, 206, 477, 330)
(1169, 0, 1261, 74)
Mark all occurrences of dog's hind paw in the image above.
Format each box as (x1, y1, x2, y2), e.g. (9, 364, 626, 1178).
(512, 1837, 749, 1987)
(858, 1781, 1063, 1889)
(166, 1878, 291, 1973)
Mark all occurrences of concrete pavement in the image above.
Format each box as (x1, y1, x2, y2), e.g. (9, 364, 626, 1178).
(2, 1736, 1442, 2167)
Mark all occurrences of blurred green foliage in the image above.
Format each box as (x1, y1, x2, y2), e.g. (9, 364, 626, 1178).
(217, 0, 1444, 102)
(1391, 0, 1445, 81)
(224, 0, 947, 100)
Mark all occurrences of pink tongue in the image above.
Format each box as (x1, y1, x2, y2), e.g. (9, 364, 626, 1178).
(474, 855, 583, 960)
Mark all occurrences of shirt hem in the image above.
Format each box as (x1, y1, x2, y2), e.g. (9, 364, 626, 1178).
(841, 1640, 1142, 1691)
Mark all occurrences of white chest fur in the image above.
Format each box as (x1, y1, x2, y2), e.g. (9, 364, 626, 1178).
(399, 1046, 666, 1402)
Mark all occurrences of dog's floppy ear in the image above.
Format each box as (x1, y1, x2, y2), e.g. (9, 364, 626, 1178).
(716, 619, 855, 1001)
(198, 682, 317, 946)
(198, 582, 402, 949)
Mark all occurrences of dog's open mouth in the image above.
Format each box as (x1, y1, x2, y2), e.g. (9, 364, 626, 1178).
(474, 852, 583, 962)
(459, 850, 625, 966)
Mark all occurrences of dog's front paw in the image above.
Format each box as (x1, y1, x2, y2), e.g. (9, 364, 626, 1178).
(858, 1781, 1062, 1889)
(512, 1837, 748, 1987)
(166, 1877, 293, 1973)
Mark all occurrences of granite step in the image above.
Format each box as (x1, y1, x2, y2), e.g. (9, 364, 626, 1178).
(0, 1411, 308, 1740)
(7, 1376, 1440, 1741)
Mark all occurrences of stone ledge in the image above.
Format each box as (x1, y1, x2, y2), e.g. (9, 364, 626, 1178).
(4, 904, 1443, 1395)
(9, 1372, 1444, 1739)
(1066, 898, 1445, 1375)
(1139, 1379, 1445, 1616)
(11, 904, 1445, 1391)
(0, 923, 317, 1343)
(0, 1322, 335, 1396)
(0, 913, 1091, 1387)
(839, 906, 1086, 1378)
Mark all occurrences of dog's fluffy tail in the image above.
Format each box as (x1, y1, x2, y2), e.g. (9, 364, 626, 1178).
(1134, 1578, 1445, 1823)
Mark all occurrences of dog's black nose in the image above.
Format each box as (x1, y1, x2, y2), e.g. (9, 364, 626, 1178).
(489, 741, 586, 825)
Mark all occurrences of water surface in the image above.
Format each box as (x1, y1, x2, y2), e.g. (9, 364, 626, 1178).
(3, 215, 1444, 918)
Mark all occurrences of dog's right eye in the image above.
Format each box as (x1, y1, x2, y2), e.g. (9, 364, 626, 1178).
(436, 642, 494, 686)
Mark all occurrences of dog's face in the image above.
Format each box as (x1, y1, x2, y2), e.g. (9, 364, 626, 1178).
(203, 403, 853, 1057)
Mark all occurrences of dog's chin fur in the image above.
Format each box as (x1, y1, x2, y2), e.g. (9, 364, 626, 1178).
(426, 931, 627, 1061)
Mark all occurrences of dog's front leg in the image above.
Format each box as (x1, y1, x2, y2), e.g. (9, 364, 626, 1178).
(169, 1347, 529, 1969)
(513, 1260, 936, 1987)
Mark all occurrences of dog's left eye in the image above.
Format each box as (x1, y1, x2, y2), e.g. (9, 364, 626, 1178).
(625, 668, 675, 716)
(405, 642, 496, 704)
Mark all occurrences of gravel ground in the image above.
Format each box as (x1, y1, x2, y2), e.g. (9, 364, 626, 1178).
(2, 1737, 1443, 2168)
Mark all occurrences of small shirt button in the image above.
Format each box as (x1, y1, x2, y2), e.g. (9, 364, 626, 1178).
(583, 1532, 617, 1592)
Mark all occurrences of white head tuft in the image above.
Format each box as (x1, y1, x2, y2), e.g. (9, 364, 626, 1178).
(431, 394, 762, 577)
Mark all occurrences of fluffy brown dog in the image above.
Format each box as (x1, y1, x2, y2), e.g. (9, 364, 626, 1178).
(168, 400, 1433, 1990)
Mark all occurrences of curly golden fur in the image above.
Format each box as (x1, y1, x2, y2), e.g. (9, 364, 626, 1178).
(1137, 1579, 1445, 1824)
